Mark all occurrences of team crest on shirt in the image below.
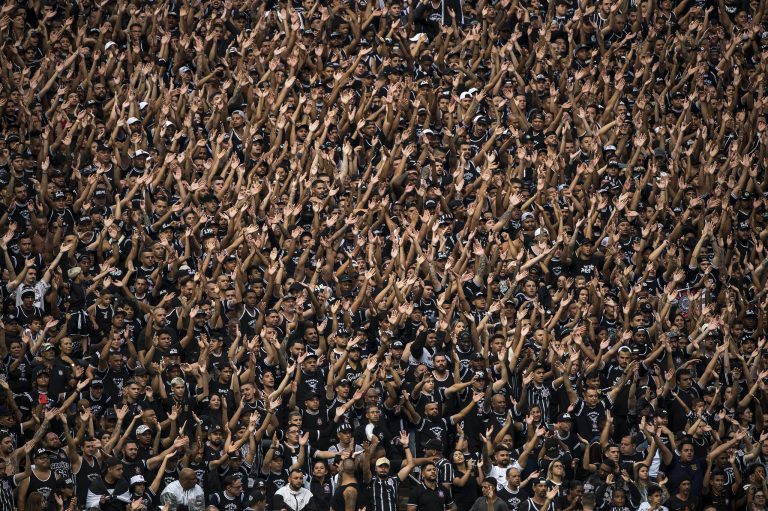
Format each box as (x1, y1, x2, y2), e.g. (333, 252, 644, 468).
(438, 490, 444, 498)
(691, 465, 697, 470)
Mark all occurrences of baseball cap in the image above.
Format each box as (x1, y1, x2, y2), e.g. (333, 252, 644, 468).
(130, 475, 145, 486)
(34, 448, 51, 458)
(376, 457, 391, 467)
(135, 425, 151, 435)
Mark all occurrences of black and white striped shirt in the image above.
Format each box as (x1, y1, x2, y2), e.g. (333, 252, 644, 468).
(0, 475, 18, 511)
(526, 382, 555, 421)
(435, 458, 454, 488)
(368, 476, 399, 511)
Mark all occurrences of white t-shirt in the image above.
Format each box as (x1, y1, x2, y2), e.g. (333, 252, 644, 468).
(15, 280, 50, 309)
(638, 504, 668, 511)
(160, 480, 205, 511)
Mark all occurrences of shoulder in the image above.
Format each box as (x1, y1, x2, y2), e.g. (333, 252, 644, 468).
(410, 484, 426, 497)
(161, 480, 181, 496)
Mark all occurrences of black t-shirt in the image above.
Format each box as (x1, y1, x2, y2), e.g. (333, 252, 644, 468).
(264, 469, 289, 498)
(665, 493, 700, 511)
(497, 486, 528, 511)
(95, 365, 132, 401)
(568, 254, 604, 278)
(210, 491, 246, 511)
(408, 482, 455, 511)
(572, 395, 611, 440)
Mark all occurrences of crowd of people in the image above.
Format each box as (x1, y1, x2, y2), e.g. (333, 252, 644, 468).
(0, 0, 767, 510)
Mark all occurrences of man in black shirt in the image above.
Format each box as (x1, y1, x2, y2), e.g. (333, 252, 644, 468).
(665, 477, 698, 511)
(211, 474, 246, 511)
(407, 462, 456, 511)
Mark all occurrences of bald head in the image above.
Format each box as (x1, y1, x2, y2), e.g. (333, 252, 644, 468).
(180, 468, 197, 490)
(341, 458, 356, 474)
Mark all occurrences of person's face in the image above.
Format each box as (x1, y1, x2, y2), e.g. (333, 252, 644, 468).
(491, 395, 506, 414)
(422, 465, 437, 482)
(505, 468, 521, 487)
(36, 373, 50, 387)
(306, 396, 320, 410)
(585, 389, 599, 406)
(258, 371, 275, 388)
(227, 478, 243, 496)
(712, 474, 725, 491)
(285, 426, 300, 444)
(123, 443, 138, 460)
(126, 384, 140, 400)
(619, 437, 635, 456)
(83, 439, 100, 457)
(680, 444, 694, 462)
(312, 461, 328, 479)
(137, 430, 152, 444)
(424, 402, 439, 419)
(180, 471, 197, 490)
(496, 449, 510, 466)
(376, 462, 390, 478)
(0, 438, 12, 454)
(289, 471, 304, 490)
(34, 453, 51, 469)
